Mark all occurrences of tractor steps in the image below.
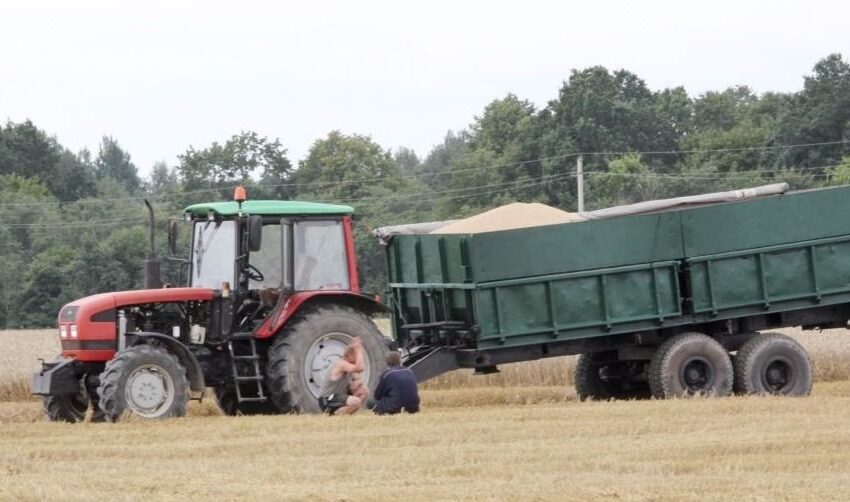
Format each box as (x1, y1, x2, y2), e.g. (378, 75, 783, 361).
(227, 336, 267, 404)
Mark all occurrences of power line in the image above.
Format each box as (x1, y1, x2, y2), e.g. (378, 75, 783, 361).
(0, 165, 834, 227)
(351, 176, 574, 207)
(572, 139, 850, 157)
(0, 217, 148, 229)
(584, 164, 842, 179)
(0, 138, 847, 209)
(322, 173, 575, 204)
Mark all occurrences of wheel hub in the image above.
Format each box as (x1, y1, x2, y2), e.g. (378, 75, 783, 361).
(304, 332, 371, 399)
(125, 364, 174, 418)
(681, 357, 713, 392)
(763, 359, 792, 391)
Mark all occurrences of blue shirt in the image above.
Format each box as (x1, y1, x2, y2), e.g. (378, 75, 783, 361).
(373, 366, 420, 414)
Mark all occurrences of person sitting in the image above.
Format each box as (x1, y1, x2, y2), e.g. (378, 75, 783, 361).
(368, 351, 420, 415)
(317, 338, 366, 415)
(349, 372, 369, 404)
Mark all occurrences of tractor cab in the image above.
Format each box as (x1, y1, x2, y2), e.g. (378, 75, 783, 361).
(173, 193, 359, 336)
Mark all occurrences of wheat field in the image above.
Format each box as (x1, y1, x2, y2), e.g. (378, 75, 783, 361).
(4, 327, 850, 500)
(3, 383, 850, 500)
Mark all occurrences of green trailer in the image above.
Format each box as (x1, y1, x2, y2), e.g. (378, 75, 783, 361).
(378, 184, 850, 399)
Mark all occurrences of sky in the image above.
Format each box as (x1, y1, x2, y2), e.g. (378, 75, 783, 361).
(1, 0, 848, 177)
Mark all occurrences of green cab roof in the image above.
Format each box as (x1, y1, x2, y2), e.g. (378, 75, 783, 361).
(183, 200, 354, 217)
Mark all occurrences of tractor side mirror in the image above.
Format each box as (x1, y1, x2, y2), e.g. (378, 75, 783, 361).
(167, 220, 180, 256)
(248, 215, 263, 252)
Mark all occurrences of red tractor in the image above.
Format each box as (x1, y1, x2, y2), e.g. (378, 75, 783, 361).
(31, 189, 389, 421)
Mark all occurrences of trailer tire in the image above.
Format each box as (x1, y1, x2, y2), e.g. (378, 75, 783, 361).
(266, 304, 389, 414)
(43, 392, 88, 423)
(97, 344, 189, 421)
(648, 333, 733, 398)
(733, 333, 812, 396)
(574, 353, 650, 401)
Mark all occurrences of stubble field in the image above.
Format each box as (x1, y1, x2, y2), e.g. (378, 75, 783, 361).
(3, 327, 850, 500)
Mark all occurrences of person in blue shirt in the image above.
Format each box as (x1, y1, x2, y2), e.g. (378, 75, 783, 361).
(368, 351, 420, 415)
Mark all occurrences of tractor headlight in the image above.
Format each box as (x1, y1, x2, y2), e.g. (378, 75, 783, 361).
(60, 325, 68, 338)
(70, 325, 78, 338)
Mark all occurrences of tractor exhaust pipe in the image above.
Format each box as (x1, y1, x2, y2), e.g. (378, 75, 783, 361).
(281, 218, 294, 296)
(143, 199, 162, 289)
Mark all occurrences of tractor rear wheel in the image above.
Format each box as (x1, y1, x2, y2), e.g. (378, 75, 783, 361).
(733, 333, 812, 396)
(648, 332, 733, 398)
(575, 352, 650, 401)
(43, 391, 89, 423)
(266, 304, 389, 413)
(97, 344, 189, 421)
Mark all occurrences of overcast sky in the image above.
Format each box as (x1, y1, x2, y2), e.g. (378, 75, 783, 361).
(1, 0, 848, 177)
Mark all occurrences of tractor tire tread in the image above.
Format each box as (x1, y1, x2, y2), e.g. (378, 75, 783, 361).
(97, 344, 189, 422)
(266, 303, 388, 414)
(43, 393, 88, 423)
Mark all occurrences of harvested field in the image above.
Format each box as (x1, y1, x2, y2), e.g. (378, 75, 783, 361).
(4, 383, 850, 500)
(4, 326, 850, 500)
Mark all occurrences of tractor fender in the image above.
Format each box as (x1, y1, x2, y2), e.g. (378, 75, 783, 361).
(131, 332, 205, 392)
(256, 291, 389, 339)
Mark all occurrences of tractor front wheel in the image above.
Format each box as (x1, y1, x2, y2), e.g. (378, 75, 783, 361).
(43, 390, 89, 423)
(97, 344, 189, 421)
(266, 304, 389, 413)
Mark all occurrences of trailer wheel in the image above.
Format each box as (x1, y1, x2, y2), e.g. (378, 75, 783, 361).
(648, 333, 733, 398)
(97, 344, 189, 421)
(213, 387, 280, 416)
(733, 333, 812, 396)
(43, 391, 89, 423)
(266, 304, 389, 413)
(574, 352, 650, 401)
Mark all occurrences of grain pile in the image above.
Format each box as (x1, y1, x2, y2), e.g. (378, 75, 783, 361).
(431, 202, 584, 234)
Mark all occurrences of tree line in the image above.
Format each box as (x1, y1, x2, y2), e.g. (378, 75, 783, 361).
(2, 54, 849, 327)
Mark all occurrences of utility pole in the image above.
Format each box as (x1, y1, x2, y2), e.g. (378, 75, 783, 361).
(576, 155, 584, 213)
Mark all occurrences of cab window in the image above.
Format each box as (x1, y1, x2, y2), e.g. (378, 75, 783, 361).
(249, 223, 282, 289)
(293, 220, 349, 291)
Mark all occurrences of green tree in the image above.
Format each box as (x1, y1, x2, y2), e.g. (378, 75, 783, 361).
(95, 136, 141, 193)
(775, 54, 850, 168)
(589, 154, 658, 207)
(56, 149, 98, 200)
(294, 131, 404, 201)
(177, 131, 292, 199)
(293, 131, 422, 293)
(17, 246, 81, 327)
(827, 156, 850, 185)
(436, 95, 544, 215)
(393, 147, 420, 173)
(0, 120, 97, 201)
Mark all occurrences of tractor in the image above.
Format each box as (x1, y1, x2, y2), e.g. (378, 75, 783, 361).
(31, 188, 389, 421)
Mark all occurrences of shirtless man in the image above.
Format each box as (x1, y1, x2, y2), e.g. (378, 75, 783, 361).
(317, 337, 367, 415)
